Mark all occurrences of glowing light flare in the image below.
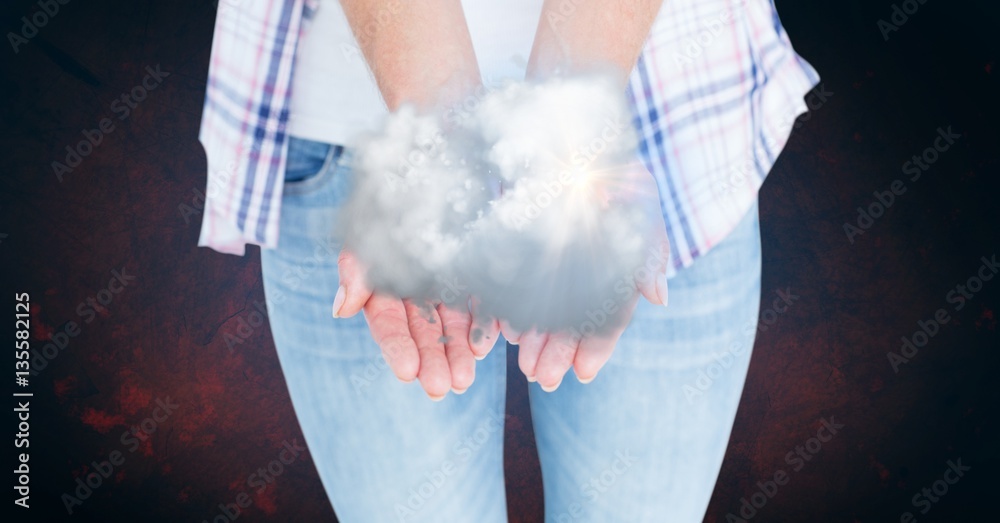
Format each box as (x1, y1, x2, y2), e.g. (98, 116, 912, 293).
(524, 158, 656, 276)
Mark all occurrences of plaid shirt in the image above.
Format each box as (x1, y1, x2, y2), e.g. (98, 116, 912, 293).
(199, 0, 819, 275)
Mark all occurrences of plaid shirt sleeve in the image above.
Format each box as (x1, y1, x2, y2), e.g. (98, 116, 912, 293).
(197, 0, 317, 255)
(629, 0, 820, 275)
(199, 0, 819, 271)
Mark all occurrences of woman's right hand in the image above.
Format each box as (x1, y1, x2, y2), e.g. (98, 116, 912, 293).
(333, 249, 500, 401)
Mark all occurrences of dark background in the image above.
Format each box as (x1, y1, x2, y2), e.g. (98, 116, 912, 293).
(2, 0, 998, 521)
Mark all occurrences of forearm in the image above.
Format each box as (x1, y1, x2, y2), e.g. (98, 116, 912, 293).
(339, 0, 481, 110)
(527, 0, 664, 83)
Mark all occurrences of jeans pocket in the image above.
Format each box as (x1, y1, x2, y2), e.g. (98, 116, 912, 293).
(284, 136, 344, 194)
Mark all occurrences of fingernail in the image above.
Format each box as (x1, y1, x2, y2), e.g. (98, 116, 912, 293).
(526, 375, 536, 383)
(541, 379, 562, 393)
(656, 271, 669, 306)
(578, 373, 597, 384)
(501, 322, 522, 345)
(428, 393, 446, 402)
(332, 285, 346, 318)
(452, 386, 468, 395)
(474, 353, 486, 361)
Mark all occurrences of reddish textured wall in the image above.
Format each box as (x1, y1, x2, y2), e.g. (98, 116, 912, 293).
(2, 0, 997, 521)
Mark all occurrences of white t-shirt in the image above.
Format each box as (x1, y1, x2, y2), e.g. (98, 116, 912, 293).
(288, 0, 544, 147)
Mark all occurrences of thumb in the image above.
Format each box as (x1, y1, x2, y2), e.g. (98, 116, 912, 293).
(333, 249, 374, 318)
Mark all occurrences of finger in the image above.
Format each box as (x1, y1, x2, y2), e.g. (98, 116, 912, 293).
(516, 329, 548, 382)
(573, 335, 617, 386)
(574, 294, 638, 383)
(335, 249, 374, 318)
(534, 332, 580, 392)
(404, 300, 451, 400)
(469, 297, 500, 360)
(438, 303, 476, 394)
(500, 319, 523, 345)
(363, 293, 419, 383)
(470, 316, 500, 360)
(621, 161, 670, 308)
(637, 237, 670, 307)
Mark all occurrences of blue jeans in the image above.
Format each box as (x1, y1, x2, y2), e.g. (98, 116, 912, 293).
(260, 136, 762, 522)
